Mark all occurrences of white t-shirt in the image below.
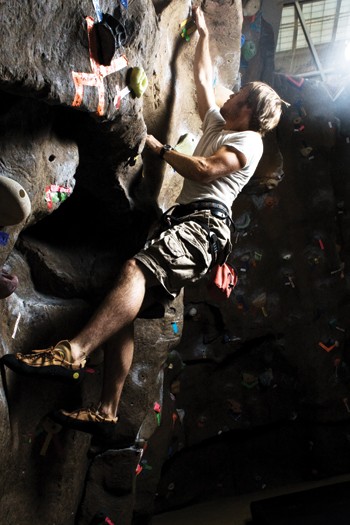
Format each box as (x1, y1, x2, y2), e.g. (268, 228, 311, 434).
(177, 106, 263, 210)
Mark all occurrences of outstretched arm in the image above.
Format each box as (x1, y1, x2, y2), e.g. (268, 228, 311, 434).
(193, 6, 216, 121)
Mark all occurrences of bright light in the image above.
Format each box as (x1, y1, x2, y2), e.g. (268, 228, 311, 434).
(345, 41, 350, 62)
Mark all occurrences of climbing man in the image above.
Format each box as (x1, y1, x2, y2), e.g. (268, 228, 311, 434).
(2, 6, 283, 438)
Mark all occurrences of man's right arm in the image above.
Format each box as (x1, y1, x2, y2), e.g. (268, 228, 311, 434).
(193, 6, 216, 121)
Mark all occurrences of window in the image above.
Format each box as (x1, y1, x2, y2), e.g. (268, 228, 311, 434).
(275, 0, 350, 80)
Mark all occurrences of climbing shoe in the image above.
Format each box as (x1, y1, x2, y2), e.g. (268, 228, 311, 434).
(51, 407, 118, 439)
(1, 340, 87, 384)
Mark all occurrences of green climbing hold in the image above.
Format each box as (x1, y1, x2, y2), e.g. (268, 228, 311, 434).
(242, 40, 256, 61)
(129, 66, 148, 98)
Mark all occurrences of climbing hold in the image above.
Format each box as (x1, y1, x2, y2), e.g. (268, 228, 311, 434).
(235, 212, 251, 231)
(0, 269, 18, 299)
(293, 117, 305, 132)
(242, 372, 258, 388)
(300, 145, 314, 159)
(128, 67, 148, 98)
(243, 0, 261, 17)
(90, 7, 128, 66)
(0, 232, 10, 246)
(180, 18, 197, 41)
(174, 133, 196, 156)
(153, 402, 161, 413)
(0, 176, 31, 227)
(45, 185, 72, 210)
(242, 40, 256, 61)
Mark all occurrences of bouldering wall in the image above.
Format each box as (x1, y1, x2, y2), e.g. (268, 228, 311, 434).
(2, 0, 349, 522)
(0, 0, 244, 524)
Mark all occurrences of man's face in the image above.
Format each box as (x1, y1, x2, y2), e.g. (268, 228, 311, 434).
(220, 86, 251, 123)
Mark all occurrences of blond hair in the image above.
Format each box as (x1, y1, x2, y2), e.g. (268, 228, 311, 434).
(245, 81, 285, 136)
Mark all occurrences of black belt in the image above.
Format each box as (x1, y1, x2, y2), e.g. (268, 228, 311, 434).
(172, 199, 230, 221)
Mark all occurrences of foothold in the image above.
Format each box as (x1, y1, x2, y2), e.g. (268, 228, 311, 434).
(171, 322, 179, 334)
(285, 275, 295, 288)
(259, 368, 274, 387)
(174, 133, 196, 156)
(252, 292, 266, 309)
(172, 412, 178, 428)
(236, 294, 249, 311)
(0, 232, 10, 246)
(0, 269, 18, 299)
(293, 117, 305, 132)
(242, 372, 258, 389)
(242, 40, 256, 61)
(336, 325, 345, 333)
(153, 402, 161, 426)
(180, 18, 197, 41)
(196, 415, 207, 428)
(120, 0, 128, 7)
(243, 0, 261, 17)
(45, 185, 72, 210)
(300, 145, 314, 159)
(141, 459, 152, 471)
(343, 398, 350, 413)
(0, 176, 31, 226)
(128, 66, 148, 98)
(45, 184, 72, 210)
(235, 212, 251, 231)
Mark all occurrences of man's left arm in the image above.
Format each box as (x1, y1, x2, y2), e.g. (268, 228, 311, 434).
(146, 134, 246, 183)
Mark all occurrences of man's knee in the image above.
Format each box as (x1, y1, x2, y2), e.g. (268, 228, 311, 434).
(123, 258, 159, 288)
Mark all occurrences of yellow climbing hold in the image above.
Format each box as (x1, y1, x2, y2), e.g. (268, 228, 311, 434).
(73, 372, 80, 380)
(129, 67, 148, 98)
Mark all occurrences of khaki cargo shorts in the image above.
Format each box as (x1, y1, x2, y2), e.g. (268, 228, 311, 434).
(134, 210, 232, 298)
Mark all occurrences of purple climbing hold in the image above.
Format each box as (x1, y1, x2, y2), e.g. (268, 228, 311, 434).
(0, 269, 18, 299)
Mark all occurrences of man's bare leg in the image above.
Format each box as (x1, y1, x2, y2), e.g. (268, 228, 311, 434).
(68, 258, 150, 364)
(98, 324, 135, 419)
